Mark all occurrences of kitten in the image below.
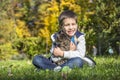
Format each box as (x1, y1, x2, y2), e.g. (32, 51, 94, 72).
(54, 30, 71, 51)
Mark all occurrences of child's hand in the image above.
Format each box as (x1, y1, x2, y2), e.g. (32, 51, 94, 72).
(70, 41, 76, 51)
(53, 47, 64, 57)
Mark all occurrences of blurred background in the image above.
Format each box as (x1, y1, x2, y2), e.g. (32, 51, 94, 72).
(0, 0, 119, 60)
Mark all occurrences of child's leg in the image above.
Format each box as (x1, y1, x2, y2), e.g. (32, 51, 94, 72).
(60, 57, 83, 68)
(32, 55, 57, 70)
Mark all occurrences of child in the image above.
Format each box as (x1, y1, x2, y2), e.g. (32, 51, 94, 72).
(32, 10, 95, 71)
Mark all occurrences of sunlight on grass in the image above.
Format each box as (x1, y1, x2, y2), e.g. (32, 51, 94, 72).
(0, 56, 120, 80)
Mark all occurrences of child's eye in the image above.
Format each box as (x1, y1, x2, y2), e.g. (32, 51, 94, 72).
(64, 24, 70, 27)
(72, 23, 76, 26)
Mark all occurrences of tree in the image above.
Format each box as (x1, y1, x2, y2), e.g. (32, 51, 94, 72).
(0, 0, 18, 60)
(88, 0, 120, 55)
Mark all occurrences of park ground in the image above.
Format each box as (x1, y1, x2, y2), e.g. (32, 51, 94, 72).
(0, 55, 120, 80)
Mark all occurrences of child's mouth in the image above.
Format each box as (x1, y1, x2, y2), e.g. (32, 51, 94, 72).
(68, 30, 74, 34)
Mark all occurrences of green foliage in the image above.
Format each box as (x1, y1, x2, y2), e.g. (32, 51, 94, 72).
(0, 0, 17, 44)
(0, 20, 16, 44)
(0, 0, 19, 60)
(12, 37, 46, 58)
(0, 0, 119, 60)
(0, 56, 120, 80)
(0, 43, 17, 60)
(85, 0, 120, 54)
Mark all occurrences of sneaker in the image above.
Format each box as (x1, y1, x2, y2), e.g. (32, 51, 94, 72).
(54, 66, 62, 72)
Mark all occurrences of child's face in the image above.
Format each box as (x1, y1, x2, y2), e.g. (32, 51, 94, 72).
(63, 18, 77, 37)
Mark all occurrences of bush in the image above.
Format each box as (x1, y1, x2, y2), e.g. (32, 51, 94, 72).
(0, 43, 18, 60)
(12, 37, 48, 59)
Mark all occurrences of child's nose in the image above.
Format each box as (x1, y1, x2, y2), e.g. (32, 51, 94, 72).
(69, 24, 73, 28)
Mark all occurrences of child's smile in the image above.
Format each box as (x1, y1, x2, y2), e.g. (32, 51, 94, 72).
(63, 18, 78, 37)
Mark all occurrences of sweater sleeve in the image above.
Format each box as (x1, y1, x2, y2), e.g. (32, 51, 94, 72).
(63, 35, 86, 59)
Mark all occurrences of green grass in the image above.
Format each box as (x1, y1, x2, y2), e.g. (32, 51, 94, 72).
(0, 56, 120, 80)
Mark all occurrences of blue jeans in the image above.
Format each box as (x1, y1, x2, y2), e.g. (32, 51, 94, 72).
(32, 55, 83, 70)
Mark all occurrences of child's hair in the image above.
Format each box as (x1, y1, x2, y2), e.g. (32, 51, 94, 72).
(58, 10, 77, 27)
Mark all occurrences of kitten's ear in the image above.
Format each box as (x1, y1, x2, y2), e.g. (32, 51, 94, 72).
(60, 30, 64, 34)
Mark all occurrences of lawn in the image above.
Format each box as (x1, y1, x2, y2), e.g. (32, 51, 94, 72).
(0, 56, 120, 80)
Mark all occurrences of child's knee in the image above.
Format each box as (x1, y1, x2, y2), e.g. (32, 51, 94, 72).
(74, 57, 83, 67)
(32, 55, 43, 64)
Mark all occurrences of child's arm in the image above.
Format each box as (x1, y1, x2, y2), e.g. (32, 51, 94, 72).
(53, 47, 64, 57)
(63, 35, 86, 59)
